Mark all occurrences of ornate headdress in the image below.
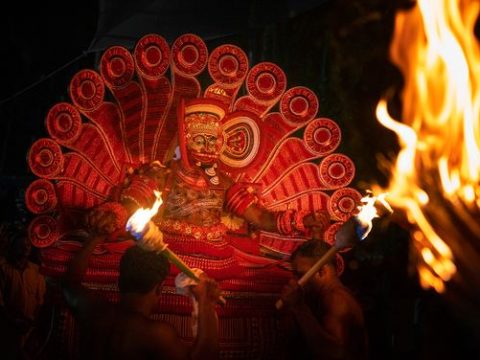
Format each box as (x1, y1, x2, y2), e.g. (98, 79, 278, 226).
(184, 98, 225, 131)
(26, 33, 359, 258)
(185, 112, 221, 136)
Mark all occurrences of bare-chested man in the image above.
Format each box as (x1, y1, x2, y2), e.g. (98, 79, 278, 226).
(62, 217, 221, 360)
(279, 240, 368, 360)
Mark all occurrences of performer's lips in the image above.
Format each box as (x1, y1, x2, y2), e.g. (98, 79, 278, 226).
(192, 152, 217, 163)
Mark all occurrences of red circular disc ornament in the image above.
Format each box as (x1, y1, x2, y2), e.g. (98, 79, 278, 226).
(134, 34, 170, 78)
(100, 46, 135, 88)
(328, 187, 362, 221)
(171, 34, 208, 76)
(280, 87, 319, 126)
(319, 153, 355, 189)
(304, 118, 341, 156)
(25, 179, 58, 214)
(28, 215, 59, 248)
(208, 44, 249, 88)
(246, 62, 287, 102)
(46, 102, 82, 144)
(69, 70, 105, 112)
(28, 138, 64, 178)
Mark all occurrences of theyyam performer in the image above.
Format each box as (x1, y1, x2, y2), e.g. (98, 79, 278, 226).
(25, 33, 365, 357)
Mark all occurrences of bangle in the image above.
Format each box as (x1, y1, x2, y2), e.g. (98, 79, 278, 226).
(225, 183, 257, 216)
(276, 209, 295, 235)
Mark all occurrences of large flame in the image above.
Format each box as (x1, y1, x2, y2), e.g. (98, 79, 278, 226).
(375, 0, 480, 293)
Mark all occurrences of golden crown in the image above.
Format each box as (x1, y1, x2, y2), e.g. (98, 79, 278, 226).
(183, 99, 226, 137)
(185, 113, 221, 136)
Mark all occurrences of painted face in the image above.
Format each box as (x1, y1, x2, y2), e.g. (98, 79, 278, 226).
(187, 133, 223, 165)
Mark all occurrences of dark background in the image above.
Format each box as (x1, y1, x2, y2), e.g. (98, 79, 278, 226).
(0, 0, 478, 358)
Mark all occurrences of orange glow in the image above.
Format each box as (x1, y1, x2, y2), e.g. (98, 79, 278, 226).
(126, 190, 163, 234)
(375, 0, 480, 292)
(356, 193, 392, 224)
(354, 193, 392, 240)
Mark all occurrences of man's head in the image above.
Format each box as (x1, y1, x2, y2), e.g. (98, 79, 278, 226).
(179, 98, 226, 167)
(119, 245, 170, 294)
(291, 240, 336, 291)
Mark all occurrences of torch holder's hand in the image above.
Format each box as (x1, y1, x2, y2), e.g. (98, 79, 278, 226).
(189, 273, 224, 305)
(280, 279, 305, 308)
(275, 245, 338, 310)
(176, 269, 227, 306)
(135, 223, 227, 306)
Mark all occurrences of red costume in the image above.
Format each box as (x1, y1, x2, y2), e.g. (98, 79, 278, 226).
(25, 33, 361, 358)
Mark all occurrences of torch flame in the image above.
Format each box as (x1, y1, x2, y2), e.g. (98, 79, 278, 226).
(375, 0, 480, 292)
(126, 190, 163, 235)
(354, 193, 392, 240)
(356, 192, 392, 224)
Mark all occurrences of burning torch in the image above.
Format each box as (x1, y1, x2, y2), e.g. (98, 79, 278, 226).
(275, 193, 392, 310)
(126, 191, 226, 305)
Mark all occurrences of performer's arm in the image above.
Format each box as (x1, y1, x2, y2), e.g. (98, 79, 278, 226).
(189, 274, 220, 360)
(63, 235, 106, 320)
(62, 210, 112, 319)
(225, 182, 330, 236)
(84, 162, 169, 238)
(147, 274, 220, 360)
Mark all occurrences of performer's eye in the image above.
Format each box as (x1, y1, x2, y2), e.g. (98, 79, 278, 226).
(193, 136, 205, 146)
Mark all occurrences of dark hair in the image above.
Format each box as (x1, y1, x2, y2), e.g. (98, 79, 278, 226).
(119, 245, 170, 294)
(291, 240, 335, 268)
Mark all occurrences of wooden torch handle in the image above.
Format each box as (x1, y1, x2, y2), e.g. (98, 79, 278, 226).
(275, 246, 338, 310)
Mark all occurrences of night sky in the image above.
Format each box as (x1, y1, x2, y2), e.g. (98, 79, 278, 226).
(0, 0, 399, 181)
(0, 1, 98, 176)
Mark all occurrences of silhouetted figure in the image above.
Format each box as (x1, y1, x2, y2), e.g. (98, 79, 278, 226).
(62, 224, 221, 360)
(279, 240, 368, 360)
(0, 222, 46, 359)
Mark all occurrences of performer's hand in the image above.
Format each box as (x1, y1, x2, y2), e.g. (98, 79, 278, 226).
(85, 208, 117, 236)
(303, 210, 330, 238)
(280, 279, 304, 307)
(190, 274, 221, 304)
